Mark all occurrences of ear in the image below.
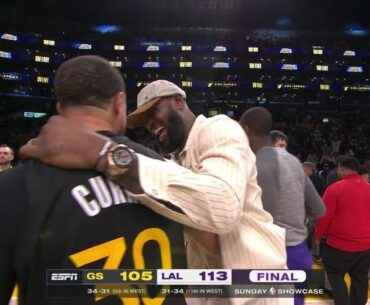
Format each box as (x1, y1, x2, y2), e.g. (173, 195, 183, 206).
(56, 102, 64, 115)
(112, 92, 126, 116)
(240, 124, 250, 135)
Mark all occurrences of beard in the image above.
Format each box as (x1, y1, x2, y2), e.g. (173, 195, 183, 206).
(0, 159, 10, 165)
(158, 110, 186, 155)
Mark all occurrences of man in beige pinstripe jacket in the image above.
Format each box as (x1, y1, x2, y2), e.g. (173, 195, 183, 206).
(21, 80, 291, 305)
(126, 80, 290, 305)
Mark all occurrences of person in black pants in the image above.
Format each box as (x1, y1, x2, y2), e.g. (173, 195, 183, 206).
(322, 245, 369, 305)
(315, 156, 370, 305)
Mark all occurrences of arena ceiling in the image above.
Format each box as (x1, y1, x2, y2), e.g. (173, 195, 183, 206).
(3, 0, 370, 30)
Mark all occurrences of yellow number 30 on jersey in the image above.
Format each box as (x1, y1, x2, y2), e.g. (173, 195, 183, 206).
(69, 228, 172, 305)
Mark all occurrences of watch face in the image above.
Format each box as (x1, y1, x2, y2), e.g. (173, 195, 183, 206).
(112, 147, 133, 169)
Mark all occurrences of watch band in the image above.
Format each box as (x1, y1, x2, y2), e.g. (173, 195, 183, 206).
(93, 140, 115, 171)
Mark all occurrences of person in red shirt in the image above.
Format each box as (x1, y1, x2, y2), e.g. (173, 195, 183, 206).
(315, 155, 370, 305)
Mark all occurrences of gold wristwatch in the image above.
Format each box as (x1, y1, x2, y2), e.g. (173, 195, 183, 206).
(104, 143, 135, 177)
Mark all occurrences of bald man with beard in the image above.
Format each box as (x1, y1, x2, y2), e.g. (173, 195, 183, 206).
(240, 107, 325, 305)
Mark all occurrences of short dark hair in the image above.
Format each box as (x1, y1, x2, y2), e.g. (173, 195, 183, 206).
(0, 144, 14, 154)
(55, 55, 125, 108)
(358, 165, 369, 175)
(336, 155, 360, 172)
(270, 130, 288, 144)
(239, 107, 272, 136)
(302, 162, 314, 169)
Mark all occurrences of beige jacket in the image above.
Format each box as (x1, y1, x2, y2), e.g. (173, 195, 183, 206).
(132, 115, 290, 305)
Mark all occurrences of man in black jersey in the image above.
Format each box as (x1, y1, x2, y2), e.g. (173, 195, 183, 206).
(0, 55, 187, 305)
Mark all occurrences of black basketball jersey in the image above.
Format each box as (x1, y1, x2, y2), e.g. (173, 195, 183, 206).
(0, 133, 187, 305)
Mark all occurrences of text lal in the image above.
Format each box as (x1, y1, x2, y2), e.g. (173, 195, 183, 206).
(161, 272, 183, 280)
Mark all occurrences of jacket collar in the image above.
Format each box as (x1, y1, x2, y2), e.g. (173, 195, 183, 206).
(178, 115, 207, 160)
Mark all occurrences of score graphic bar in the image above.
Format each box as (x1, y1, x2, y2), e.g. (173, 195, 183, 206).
(46, 269, 326, 298)
(47, 269, 309, 285)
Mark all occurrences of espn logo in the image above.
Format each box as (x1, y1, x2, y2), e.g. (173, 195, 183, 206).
(50, 273, 79, 281)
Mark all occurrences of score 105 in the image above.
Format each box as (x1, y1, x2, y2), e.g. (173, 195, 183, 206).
(85, 270, 155, 284)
